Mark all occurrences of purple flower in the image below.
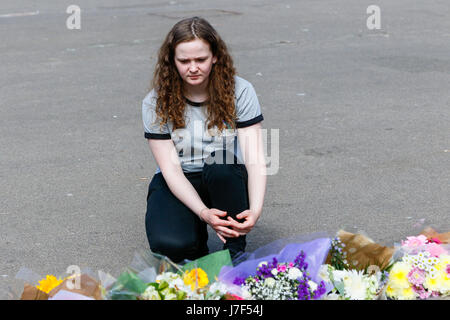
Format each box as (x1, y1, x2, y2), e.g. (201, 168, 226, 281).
(294, 251, 309, 271)
(312, 281, 327, 300)
(233, 277, 246, 286)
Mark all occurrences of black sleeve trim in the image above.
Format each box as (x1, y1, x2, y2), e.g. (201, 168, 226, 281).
(144, 132, 172, 140)
(235, 114, 264, 128)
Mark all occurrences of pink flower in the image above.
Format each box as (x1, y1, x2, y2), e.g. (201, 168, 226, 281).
(425, 243, 448, 257)
(401, 235, 428, 248)
(413, 285, 431, 300)
(446, 264, 450, 275)
(408, 267, 426, 286)
(277, 264, 287, 272)
(288, 262, 294, 268)
(428, 237, 442, 244)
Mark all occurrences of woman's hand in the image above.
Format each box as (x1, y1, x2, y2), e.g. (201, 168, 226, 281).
(226, 209, 259, 235)
(199, 208, 240, 243)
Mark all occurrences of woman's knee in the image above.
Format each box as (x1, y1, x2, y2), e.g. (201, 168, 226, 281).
(148, 235, 205, 262)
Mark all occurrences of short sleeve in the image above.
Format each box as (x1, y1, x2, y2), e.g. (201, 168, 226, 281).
(142, 90, 171, 139)
(235, 80, 264, 128)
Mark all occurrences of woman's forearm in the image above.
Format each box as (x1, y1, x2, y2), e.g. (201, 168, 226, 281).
(246, 160, 267, 219)
(238, 122, 267, 219)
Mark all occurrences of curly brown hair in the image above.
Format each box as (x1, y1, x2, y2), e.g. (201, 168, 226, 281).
(149, 16, 237, 132)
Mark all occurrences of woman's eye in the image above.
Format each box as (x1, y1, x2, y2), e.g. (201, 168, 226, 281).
(181, 59, 205, 63)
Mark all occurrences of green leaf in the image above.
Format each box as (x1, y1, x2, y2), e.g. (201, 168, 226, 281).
(181, 250, 232, 283)
(334, 281, 345, 295)
(158, 280, 169, 291)
(176, 290, 187, 300)
(110, 270, 148, 300)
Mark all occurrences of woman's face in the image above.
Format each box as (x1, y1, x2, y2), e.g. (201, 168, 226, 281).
(174, 38, 217, 89)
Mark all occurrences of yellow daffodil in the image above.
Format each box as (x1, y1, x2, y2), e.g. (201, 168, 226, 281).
(36, 275, 64, 294)
(183, 268, 208, 291)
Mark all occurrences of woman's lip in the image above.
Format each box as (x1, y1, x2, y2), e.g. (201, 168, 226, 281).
(189, 75, 200, 78)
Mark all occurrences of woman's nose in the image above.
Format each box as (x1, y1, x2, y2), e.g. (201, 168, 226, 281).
(189, 63, 199, 72)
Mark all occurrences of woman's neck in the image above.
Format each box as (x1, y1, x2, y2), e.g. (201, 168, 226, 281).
(183, 82, 209, 102)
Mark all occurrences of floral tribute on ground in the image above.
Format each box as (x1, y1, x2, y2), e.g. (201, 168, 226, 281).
(386, 235, 449, 300)
(233, 251, 327, 300)
(13, 227, 450, 300)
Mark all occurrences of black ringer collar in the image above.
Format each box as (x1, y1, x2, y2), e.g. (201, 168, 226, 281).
(184, 97, 207, 107)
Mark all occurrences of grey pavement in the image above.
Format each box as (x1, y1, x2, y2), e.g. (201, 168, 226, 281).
(1, 0, 449, 298)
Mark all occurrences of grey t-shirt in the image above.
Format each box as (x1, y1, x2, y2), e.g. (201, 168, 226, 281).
(142, 75, 264, 174)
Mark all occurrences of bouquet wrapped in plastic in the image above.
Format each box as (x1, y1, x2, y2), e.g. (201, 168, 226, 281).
(217, 232, 332, 300)
(386, 230, 450, 300)
(15, 267, 104, 300)
(319, 235, 391, 300)
(105, 249, 234, 300)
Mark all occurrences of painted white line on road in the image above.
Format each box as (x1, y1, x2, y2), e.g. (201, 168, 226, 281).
(0, 10, 39, 18)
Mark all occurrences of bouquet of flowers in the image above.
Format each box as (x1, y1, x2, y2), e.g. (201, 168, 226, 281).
(319, 236, 390, 300)
(15, 267, 103, 300)
(218, 233, 332, 300)
(233, 250, 327, 300)
(386, 235, 450, 300)
(106, 249, 233, 300)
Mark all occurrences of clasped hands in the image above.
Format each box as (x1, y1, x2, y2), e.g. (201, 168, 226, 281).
(199, 208, 259, 244)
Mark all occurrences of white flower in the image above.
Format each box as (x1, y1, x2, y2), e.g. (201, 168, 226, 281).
(141, 286, 161, 300)
(335, 270, 368, 300)
(308, 280, 318, 292)
(156, 272, 180, 283)
(318, 265, 331, 282)
(287, 267, 303, 280)
(264, 277, 276, 288)
(271, 269, 278, 276)
(169, 277, 186, 290)
(323, 292, 341, 300)
(208, 281, 228, 295)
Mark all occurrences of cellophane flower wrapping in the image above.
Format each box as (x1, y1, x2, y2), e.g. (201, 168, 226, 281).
(218, 232, 333, 299)
(15, 266, 102, 300)
(105, 250, 184, 300)
(105, 249, 233, 300)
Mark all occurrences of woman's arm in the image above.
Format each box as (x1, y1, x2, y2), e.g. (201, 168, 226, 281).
(148, 139, 240, 242)
(228, 122, 267, 234)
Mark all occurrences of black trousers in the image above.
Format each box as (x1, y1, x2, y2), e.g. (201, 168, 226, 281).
(145, 157, 249, 263)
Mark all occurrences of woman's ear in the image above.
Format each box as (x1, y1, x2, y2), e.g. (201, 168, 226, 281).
(212, 56, 218, 64)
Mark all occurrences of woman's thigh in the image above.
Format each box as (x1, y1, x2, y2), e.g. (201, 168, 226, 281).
(145, 173, 208, 262)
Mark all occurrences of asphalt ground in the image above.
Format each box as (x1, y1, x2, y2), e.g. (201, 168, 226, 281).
(1, 0, 449, 298)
